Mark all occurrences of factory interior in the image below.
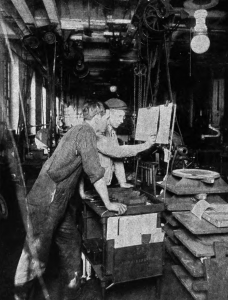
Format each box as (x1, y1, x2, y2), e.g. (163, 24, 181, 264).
(1, 0, 228, 299)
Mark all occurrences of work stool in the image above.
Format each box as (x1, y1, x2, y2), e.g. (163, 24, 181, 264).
(135, 158, 158, 196)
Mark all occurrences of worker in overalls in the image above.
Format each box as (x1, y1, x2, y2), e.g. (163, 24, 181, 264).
(14, 101, 127, 300)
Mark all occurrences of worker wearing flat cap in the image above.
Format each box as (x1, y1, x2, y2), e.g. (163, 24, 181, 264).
(98, 98, 137, 188)
(79, 100, 156, 199)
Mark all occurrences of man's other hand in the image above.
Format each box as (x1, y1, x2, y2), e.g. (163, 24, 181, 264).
(107, 202, 127, 215)
(146, 135, 156, 146)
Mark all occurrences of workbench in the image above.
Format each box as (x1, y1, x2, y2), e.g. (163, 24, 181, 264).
(81, 188, 164, 299)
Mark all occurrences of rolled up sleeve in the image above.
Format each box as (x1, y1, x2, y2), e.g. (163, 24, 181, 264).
(78, 129, 105, 184)
(97, 136, 150, 158)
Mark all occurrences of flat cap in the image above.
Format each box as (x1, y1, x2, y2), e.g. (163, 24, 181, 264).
(105, 98, 128, 110)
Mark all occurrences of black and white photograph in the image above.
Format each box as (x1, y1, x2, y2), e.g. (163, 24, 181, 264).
(0, 0, 228, 299)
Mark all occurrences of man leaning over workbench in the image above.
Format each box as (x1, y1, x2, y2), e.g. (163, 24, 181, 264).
(14, 101, 127, 300)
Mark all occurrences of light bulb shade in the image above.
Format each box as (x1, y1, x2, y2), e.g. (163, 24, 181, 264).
(191, 34, 210, 54)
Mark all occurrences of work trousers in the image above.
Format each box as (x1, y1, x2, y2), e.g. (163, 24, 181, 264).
(14, 187, 82, 297)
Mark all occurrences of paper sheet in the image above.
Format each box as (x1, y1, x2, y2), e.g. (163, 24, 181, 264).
(135, 104, 173, 144)
(107, 217, 120, 240)
(135, 107, 159, 141)
(107, 213, 160, 248)
(149, 228, 165, 243)
(156, 103, 173, 144)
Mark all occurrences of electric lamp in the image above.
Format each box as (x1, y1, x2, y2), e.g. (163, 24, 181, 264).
(190, 9, 210, 54)
(110, 85, 117, 93)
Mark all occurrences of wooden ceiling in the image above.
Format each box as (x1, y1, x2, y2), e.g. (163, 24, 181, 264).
(0, 0, 228, 95)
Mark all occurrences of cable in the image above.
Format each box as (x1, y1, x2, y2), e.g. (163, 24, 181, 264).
(164, 35, 173, 102)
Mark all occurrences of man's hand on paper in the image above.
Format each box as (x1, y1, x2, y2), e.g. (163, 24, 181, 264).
(146, 135, 156, 146)
(107, 202, 127, 215)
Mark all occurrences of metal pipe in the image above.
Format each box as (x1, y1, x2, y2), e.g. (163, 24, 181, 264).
(201, 124, 221, 140)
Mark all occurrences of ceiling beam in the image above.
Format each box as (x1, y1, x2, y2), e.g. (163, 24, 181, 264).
(41, 0, 61, 32)
(0, 14, 20, 39)
(0, 2, 30, 36)
(84, 48, 137, 62)
(10, 0, 36, 27)
(60, 18, 131, 30)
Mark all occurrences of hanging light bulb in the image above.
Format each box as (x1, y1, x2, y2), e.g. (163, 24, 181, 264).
(110, 85, 117, 93)
(190, 9, 210, 54)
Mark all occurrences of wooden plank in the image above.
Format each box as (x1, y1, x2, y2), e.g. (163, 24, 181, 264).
(196, 234, 228, 246)
(42, 0, 60, 26)
(172, 246, 204, 277)
(165, 196, 197, 211)
(174, 229, 215, 257)
(161, 193, 227, 212)
(173, 212, 228, 235)
(174, 229, 228, 257)
(0, 0, 30, 36)
(203, 212, 228, 228)
(172, 265, 207, 300)
(11, 0, 36, 26)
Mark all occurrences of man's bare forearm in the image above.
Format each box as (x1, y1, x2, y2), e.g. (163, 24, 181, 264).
(97, 136, 154, 158)
(93, 178, 111, 209)
(93, 178, 127, 214)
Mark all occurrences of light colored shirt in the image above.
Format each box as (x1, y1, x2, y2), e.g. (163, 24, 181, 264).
(97, 126, 151, 185)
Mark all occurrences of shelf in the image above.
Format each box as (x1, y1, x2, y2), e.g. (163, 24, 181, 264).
(173, 212, 228, 235)
(172, 265, 206, 300)
(174, 229, 215, 257)
(172, 246, 204, 278)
